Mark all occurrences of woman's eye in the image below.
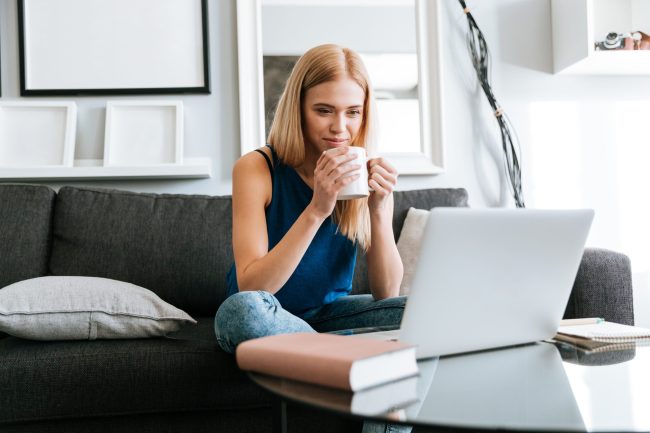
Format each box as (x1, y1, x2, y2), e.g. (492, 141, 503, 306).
(348, 110, 361, 116)
(316, 108, 331, 114)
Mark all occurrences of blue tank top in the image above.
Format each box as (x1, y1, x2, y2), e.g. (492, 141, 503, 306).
(226, 146, 357, 316)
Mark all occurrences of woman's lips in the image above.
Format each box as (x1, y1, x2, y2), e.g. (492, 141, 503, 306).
(324, 138, 348, 146)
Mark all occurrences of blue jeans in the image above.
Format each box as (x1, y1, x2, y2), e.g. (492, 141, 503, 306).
(214, 291, 406, 353)
(214, 291, 411, 433)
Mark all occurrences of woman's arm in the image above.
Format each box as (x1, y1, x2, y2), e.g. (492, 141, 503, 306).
(232, 147, 360, 294)
(365, 158, 403, 299)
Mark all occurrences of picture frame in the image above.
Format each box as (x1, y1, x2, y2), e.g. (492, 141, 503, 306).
(237, 0, 445, 175)
(103, 101, 184, 167)
(0, 101, 77, 167)
(18, 0, 210, 96)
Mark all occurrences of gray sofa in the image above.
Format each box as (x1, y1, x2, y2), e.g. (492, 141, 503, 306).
(0, 184, 634, 433)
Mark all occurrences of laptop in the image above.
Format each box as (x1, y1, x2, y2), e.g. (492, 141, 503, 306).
(356, 208, 594, 359)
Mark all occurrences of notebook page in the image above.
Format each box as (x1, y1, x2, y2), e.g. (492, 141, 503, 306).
(558, 322, 650, 342)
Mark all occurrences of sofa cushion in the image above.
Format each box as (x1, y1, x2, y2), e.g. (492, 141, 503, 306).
(0, 318, 270, 424)
(49, 187, 233, 316)
(0, 184, 55, 289)
(563, 247, 634, 325)
(392, 188, 469, 237)
(352, 188, 468, 295)
(396, 207, 430, 295)
(0, 276, 196, 340)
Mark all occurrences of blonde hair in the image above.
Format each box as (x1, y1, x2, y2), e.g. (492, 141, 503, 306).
(268, 44, 377, 251)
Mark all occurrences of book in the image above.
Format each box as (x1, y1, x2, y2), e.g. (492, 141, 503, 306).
(553, 332, 638, 353)
(557, 321, 650, 343)
(236, 332, 418, 391)
(349, 375, 418, 415)
(268, 373, 419, 416)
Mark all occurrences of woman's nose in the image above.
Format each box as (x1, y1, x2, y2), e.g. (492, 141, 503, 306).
(330, 113, 346, 133)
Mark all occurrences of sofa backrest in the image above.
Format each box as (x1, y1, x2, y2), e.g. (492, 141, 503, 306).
(0, 184, 55, 289)
(3, 184, 468, 317)
(351, 188, 469, 294)
(49, 186, 233, 317)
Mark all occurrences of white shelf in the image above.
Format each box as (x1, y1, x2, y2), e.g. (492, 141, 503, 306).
(0, 157, 212, 181)
(552, 0, 650, 74)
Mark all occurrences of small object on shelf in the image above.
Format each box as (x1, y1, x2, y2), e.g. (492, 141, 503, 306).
(595, 31, 650, 50)
(595, 31, 630, 50)
(552, 0, 650, 74)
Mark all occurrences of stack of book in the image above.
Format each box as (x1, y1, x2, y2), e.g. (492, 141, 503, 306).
(236, 332, 419, 391)
(554, 319, 650, 353)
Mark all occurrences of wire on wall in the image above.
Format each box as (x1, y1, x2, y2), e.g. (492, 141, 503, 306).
(458, 0, 525, 208)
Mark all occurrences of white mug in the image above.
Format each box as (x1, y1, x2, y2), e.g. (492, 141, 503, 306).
(336, 147, 369, 200)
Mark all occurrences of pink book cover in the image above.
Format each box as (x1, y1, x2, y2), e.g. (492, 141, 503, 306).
(236, 332, 414, 391)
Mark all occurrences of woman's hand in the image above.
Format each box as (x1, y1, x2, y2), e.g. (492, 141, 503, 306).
(308, 147, 362, 219)
(367, 157, 398, 214)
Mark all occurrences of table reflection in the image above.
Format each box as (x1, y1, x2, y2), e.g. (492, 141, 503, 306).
(251, 342, 650, 432)
(416, 342, 585, 431)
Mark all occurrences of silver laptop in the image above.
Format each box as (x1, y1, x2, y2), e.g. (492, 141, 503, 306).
(357, 208, 594, 359)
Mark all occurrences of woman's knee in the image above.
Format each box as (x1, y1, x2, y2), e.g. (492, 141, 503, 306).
(374, 295, 407, 326)
(214, 291, 279, 353)
(381, 295, 407, 308)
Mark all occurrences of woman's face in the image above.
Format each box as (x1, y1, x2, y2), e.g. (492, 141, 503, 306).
(301, 76, 366, 156)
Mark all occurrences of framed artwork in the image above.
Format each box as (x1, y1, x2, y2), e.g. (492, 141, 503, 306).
(104, 101, 184, 166)
(18, 0, 210, 96)
(0, 102, 77, 167)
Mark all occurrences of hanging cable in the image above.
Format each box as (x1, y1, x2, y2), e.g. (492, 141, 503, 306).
(458, 0, 525, 208)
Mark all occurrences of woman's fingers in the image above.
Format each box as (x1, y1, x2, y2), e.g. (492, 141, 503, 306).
(369, 173, 393, 195)
(320, 151, 358, 177)
(337, 172, 361, 189)
(369, 164, 397, 186)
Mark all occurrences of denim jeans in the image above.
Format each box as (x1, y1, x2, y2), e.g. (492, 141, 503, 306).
(214, 291, 411, 433)
(214, 291, 406, 352)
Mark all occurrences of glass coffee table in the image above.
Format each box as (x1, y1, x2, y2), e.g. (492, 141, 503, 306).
(249, 338, 650, 433)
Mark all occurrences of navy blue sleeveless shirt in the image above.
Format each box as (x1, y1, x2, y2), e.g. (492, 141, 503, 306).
(226, 146, 357, 316)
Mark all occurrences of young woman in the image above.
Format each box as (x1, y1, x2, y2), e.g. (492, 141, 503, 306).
(215, 44, 405, 355)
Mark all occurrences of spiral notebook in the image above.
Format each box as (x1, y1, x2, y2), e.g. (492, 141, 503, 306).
(557, 321, 650, 343)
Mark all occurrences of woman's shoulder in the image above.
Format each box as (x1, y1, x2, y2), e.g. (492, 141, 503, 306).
(232, 148, 274, 207)
(234, 146, 274, 173)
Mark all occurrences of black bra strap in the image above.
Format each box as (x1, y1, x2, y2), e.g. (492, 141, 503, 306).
(265, 144, 278, 164)
(254, 147, 274, 182)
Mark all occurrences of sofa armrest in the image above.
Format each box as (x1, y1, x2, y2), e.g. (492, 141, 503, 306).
(563, 248, 634, 325)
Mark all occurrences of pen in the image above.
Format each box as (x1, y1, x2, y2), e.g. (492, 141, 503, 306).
(560, 317, 605, 326)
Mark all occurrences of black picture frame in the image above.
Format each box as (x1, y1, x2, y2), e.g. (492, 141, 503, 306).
(17, 0, 210, 96)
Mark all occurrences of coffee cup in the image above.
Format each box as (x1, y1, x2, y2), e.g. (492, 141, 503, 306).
(336, 147, 369, 200)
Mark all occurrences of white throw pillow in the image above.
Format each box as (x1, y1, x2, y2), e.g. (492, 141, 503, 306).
(0, 276, 196, 340)
(396, 207, 430, 296)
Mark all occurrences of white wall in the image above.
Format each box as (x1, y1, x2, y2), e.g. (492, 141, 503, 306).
(452, 0, 650, 326)
(2, 0, 648, 324)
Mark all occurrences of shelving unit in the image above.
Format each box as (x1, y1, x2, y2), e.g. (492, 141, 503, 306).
(552, 0, 650, 74)
(0, 157, 212, 181)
